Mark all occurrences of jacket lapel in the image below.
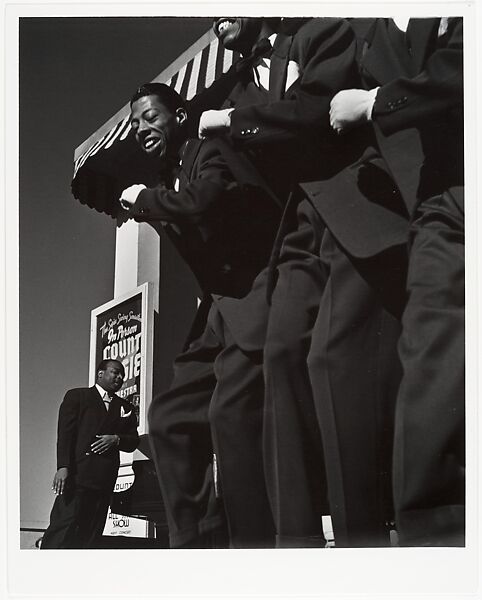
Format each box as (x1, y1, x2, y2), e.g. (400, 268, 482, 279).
(180, 139, 204, 183)
(362, 18, 441, 85)
(91, 386, 107, 412)
(360, 19, 409, 84)
(105, 394, 121, 425)
(405, 18, 441, 74)
(269, 33, 293, 100)
(90, 386, 112, 433)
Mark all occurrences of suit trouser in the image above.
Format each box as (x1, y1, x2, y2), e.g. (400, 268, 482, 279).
(393, 187, 465, 546)
(148, 303, 275, 548)
(41, 486, 111, 549)
(264, 198, 402, 547)
(308, 232, 402, 547)
(264, 199, 329, 548)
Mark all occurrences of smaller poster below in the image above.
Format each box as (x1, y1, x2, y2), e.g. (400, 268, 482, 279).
(103, 465, 148, 538)
(103, 512, 149, 538)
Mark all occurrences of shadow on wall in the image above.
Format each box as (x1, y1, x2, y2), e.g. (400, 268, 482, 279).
(153, 226, 201, 397)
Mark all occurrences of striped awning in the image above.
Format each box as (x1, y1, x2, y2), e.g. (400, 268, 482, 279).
(71, 28, 239, 217)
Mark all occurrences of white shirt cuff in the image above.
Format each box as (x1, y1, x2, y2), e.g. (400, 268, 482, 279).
(366, 87, 380, 121)
(224, 108, 234, 127)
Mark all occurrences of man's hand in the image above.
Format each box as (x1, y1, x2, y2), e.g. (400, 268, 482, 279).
(90, 434, 119, 454)
(119, 184, 147, 210)
(329, 88, 378, 134)
(198, 109, 233, 138)
(52, 467, 69, 495)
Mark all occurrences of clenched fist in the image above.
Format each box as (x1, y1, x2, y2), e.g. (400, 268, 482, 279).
(329, 88, 379, 134)
(119, 184, 147, 210)
(198, 109, 233, 138)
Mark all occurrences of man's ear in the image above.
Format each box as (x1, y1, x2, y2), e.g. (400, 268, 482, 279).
(176, 107, 188, 126)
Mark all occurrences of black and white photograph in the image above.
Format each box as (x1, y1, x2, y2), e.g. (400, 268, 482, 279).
(3, 1, 480, 598)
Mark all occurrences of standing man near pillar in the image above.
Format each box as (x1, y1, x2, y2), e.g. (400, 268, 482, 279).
(329, 17, 464, 546)
(120, 82, 281, 548)
(41, 360, 139, 549)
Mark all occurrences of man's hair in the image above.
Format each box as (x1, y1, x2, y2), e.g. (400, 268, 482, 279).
(130, 82, 187, 113)
(96, 359, 124, 375)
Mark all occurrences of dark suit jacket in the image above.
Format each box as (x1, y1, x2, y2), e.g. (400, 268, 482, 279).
(365, 17, 463, 213)
(129, 136, 282, 351)
(222, 17, 462, 259)
(57, 387, 139, 491)
(228, 19, 356, 147)
(302, 17, 463, 258)
(218, 17, 405, 259)
(224, 18, 360, 199)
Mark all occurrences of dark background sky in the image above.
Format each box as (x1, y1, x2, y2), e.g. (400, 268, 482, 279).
(19, 16, 213, 528)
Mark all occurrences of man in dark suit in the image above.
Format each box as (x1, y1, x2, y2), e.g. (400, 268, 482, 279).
(202, 17, 403, 547)
(41, 359, 139, 549)
(329, 17, 464, 546)
(120, 83, 282, 548)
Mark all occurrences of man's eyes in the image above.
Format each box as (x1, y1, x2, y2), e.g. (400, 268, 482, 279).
(130, 112, 158, 130)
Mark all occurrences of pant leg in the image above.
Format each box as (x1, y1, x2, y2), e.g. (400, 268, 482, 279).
(308, 232, 402, 547)
(76, 488, 111, 549)
(263, 199, 329, 548)
(147, 321, 227, 548)
(393, 187, 465, 547)
(40, 487, 81, 549)
(208, 306, 275, 548)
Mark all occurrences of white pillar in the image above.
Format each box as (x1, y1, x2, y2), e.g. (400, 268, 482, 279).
(114, 220, 160, 464)
(114, 220, 160, 309)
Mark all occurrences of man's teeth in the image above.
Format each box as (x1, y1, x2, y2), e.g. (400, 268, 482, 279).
(145, 139, 157, 149)
(218, 21, 232, 33)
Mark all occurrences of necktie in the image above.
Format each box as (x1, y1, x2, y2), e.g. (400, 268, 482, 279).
(103, 395, 111, 411)
(235, 38, 273, 73)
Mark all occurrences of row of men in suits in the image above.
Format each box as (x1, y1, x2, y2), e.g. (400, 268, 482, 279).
(119, 16, 464, 548)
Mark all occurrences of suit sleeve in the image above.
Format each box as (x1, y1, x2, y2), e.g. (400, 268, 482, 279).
(129, 142, 237, 223)
(229, 18, 358, 148)
(56, 389, 79, 470)
(373, 18, 463, 135)
(117, 404, 139, 453)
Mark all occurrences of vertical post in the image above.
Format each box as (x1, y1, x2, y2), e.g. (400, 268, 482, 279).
(114, 220, 160, 465)
(114, 220, 160, 309)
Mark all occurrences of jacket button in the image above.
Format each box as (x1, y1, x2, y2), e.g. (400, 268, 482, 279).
(221, 263, 232, 274)
(139, 207, 148, 214)
(252, 127, 259, 134)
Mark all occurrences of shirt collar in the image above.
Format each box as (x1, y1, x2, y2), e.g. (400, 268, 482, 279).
(95, 383, 111, 400)
(392, 17, 410, 32)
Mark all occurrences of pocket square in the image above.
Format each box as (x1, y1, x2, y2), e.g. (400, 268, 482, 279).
(120, 406, 132, 418)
